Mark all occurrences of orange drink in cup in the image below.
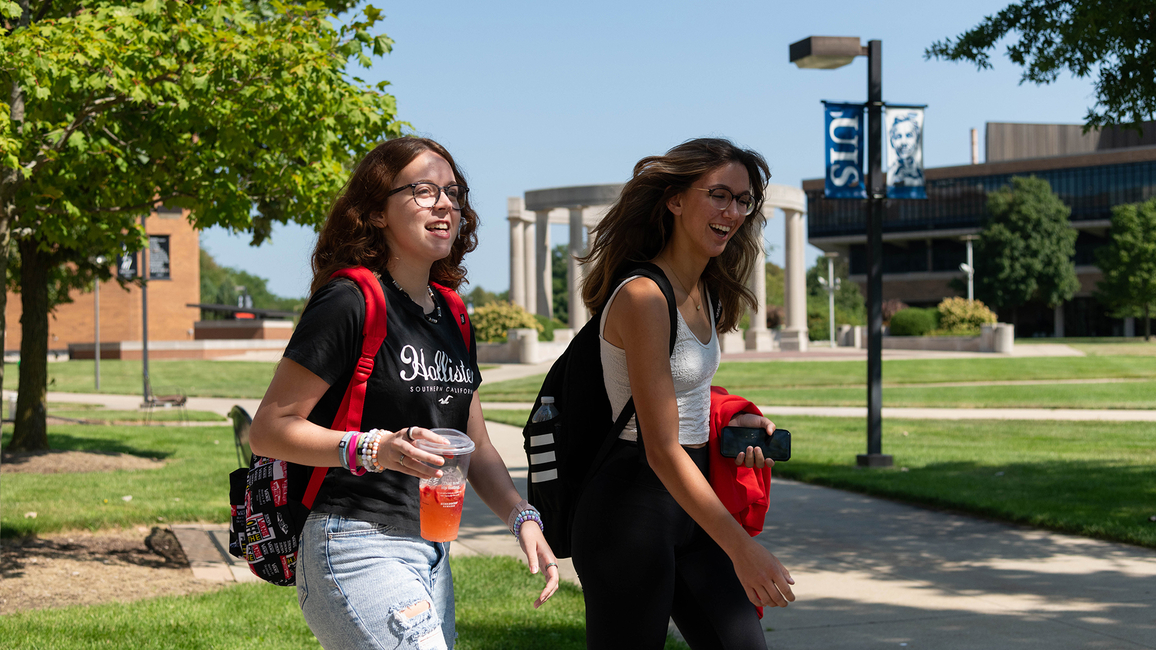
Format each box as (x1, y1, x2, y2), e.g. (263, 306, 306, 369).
(414, 428, 474, 542)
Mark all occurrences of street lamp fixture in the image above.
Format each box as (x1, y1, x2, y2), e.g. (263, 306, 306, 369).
(791, 35, 892, 468)
(960, 235, 978, 302)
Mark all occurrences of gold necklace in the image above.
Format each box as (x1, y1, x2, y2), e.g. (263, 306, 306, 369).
(663, 260, 701, 311)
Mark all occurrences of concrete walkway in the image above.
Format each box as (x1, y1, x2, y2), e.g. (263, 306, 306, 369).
(480, 401, 1156, 422)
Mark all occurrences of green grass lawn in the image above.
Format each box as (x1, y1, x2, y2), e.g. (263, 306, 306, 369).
(479, 355, 1156, 406)
(0, 556, 691, 649)
(735, 380, 1156, 409)
(482, 410, 1156, 549)
(1019, 337, 1156, 356)
(2, 423, 239, 537)
(4, 360, 277, 399)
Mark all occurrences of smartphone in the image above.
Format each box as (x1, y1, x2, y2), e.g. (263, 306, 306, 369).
(719, 426, 791, 462)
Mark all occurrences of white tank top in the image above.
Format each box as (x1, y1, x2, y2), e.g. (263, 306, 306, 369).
(599, 275, 720, 445)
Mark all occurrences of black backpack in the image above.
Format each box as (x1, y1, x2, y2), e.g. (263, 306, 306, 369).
(522, 263, 678, 558)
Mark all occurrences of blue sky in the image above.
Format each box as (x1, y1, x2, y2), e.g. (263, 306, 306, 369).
(200, 0, 1098, 299)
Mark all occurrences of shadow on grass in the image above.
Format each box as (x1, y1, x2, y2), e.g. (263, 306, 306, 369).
(775, 459, 1156, 549)
(1, 431, 172, 460)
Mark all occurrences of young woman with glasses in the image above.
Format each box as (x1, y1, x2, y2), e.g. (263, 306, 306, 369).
(249, 137, 559, 650)
(572, 137, 795, 648)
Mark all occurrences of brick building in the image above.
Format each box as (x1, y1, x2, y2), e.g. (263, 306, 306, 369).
(4, 207, 201, 357)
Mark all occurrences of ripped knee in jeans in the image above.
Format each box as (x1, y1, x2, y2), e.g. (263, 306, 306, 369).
(389, 599, 447, 650)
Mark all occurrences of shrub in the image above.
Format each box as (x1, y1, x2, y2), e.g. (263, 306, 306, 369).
(534, 315, 567, 341)
(882, 299, 909, 325)
(471, 302, 543, 343)
(888, 307, 939, 336)
(937, 297, 998, 333)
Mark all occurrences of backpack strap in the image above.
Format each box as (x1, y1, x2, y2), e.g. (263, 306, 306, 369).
(302, 266, 389, 509)
(432, 282, 472, 352)
(584, 262, 679, 478)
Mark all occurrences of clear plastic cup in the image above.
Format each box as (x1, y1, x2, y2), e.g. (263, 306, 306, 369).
(413, 428, 475, 542)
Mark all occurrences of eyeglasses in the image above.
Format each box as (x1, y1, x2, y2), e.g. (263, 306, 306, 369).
(690, 187, 756, 216)
(387, 182, 468, 210)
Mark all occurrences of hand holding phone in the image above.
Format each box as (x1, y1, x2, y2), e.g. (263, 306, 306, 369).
(719, 426, 791, 462)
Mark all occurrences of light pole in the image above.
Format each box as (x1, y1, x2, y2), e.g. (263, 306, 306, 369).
(91, 256, 105, 391)
(817, 252, 841, 346)
(791, 35, 892, 467)
(960, 235, 977, 302)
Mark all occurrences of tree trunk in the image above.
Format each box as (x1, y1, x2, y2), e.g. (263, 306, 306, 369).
(10, 238, 50, 451)
(0, 213, 9, 409)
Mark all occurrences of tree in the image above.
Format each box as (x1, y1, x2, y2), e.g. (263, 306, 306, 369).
(1096, 198, 1156, 340)
(461, 285, 507, 310)
(199, 249, 303, 319)
(972, 176, 1079, 328)
(551, 243, 569, 326)
(2, 0, 402, 450)
(926, 1, 1155, 131)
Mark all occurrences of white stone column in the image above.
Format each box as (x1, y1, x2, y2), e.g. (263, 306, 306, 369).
(1054, 303, 1065, 338)
(1125, 317, 1136, 337)
(781, 208, 808, 352)
(507, 198, 526, 309)
(567, 207, 588, 328)
(745, 237, 773, 351)
(535, 210, 553, 319)
(523, 218, 537, 315)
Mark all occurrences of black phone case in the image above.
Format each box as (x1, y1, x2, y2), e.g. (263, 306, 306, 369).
(719, 426, 791, 461)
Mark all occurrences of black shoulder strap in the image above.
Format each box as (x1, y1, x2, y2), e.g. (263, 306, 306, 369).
(585, 263, 679, 478)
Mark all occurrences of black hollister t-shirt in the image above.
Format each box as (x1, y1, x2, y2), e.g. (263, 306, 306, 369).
(283, 272, 479, 536)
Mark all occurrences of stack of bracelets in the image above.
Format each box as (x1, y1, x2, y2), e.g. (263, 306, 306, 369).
(507, 501, 544, 543)
(337, 430, 385, 475)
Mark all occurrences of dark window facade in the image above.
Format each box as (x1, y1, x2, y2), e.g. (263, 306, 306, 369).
(807, 160, 1156, 239)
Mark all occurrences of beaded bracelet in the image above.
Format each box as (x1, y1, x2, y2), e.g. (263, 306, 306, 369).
(347, 432, 366, 476)
(337, 431, 355, 471)
(511, 508, 544, 543)
(360, 429, 384, 473)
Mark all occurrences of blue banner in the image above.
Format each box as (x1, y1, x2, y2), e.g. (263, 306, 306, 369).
(823, 102, 866, 199)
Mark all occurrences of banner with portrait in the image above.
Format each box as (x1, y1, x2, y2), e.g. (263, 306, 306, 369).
(823, 102, 866, 199)
(885, 106, 926, 199)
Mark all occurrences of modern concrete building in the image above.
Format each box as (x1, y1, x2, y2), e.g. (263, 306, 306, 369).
(805, 121, 1156, 337)
(506, 182, 808, 351)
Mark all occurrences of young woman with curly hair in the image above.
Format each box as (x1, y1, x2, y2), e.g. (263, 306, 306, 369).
(250, 137, 558, 650)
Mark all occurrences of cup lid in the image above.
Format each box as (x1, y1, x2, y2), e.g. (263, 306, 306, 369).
(413, 428, 475, 456)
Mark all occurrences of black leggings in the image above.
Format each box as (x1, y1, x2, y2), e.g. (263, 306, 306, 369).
(570, 440, 766, 650)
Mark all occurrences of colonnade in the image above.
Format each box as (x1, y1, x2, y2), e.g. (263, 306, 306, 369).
(507, 183, 809, 351)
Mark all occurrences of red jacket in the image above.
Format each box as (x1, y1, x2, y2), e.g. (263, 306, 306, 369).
(708, 386, 772, 536)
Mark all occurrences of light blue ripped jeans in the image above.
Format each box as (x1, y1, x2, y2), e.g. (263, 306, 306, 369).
(297, 512, 454, 650)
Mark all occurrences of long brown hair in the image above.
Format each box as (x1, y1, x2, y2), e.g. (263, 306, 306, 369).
(580, 138, 770, 333)
(310, 137, 479, 294)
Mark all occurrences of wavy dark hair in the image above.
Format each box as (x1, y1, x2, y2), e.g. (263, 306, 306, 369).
(580, 137, 770, 333)
(310, 137, 479, 294)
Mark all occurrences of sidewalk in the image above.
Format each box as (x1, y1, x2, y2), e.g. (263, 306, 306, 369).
(479, 401, 1156, 422)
